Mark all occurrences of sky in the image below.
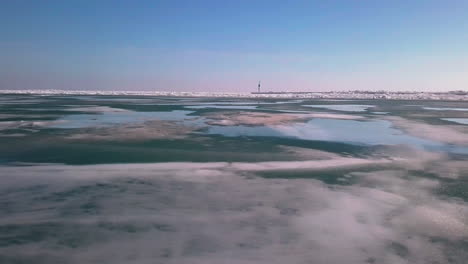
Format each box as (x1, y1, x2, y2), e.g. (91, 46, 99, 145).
(1, 0, 468, 92)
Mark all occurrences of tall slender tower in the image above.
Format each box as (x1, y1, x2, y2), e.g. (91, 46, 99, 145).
(258, 81, 261, 93)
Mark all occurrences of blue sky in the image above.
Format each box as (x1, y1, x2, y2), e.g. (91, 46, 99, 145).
(1, 0, 468, 92)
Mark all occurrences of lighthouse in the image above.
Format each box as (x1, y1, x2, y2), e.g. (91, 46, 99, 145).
(258, 81, 261, 93)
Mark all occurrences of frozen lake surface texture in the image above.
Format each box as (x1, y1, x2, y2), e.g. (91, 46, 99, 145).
(1, 93, 468, 264)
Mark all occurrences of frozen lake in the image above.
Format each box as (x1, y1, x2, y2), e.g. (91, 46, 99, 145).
(1, 94, 468, 264)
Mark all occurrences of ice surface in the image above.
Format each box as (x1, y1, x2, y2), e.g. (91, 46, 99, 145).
(50, 110, 195, 129)
(185, 105, 258, 110)
(423, 107, 468, 111)
(441, 118, 468, 125)
(302, 104, 375, 112)
(1, 94, 468, 264)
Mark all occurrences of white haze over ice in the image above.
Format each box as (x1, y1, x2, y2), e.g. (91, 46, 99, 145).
(1, 149, 467, 264)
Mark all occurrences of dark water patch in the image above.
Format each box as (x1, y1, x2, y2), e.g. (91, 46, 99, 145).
(2, 185, 48, 195)
(427, 237, 468, 264)
(0, 185, 50, 214)
(302, 104, 375, 112)
(4, 143, 287, 164)
(35, 183, 125, 216)
(25, 136, 368, 164)
(0, 115, 59, 122)
(256, 165, 388, 185)
(121, 178, 154, 186)
(406, 170, 449, 181)
(245, 136, 373, 157)
(0, 128, 30, 136)
(101, 103, 187, 112)
(4, 136, 367, 164)
(39, 183, 125, 203)
(182, 234, 222, 256)
(437, 180, 468, 202)
(0, 221, 149, 249)
(0, 222, 79, 247)
(0, 188, 44, 218)
(387, 241, 410, 258)
(97, 221, 175, 233)
(0, 254, 70, 264)
(189, 107, 281, 116)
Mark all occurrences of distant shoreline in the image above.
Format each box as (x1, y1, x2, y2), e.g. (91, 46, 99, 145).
(1, 89, 468, 101)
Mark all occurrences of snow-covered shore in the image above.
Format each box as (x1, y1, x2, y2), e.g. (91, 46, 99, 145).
(1, 89, 468, 101)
